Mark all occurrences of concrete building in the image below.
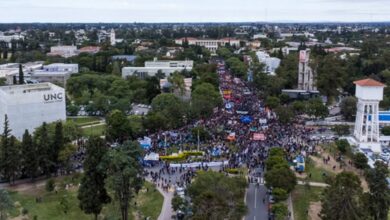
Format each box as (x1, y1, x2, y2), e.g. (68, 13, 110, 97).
(174, 37, 240, 53)
(297, 49, 316, 91)
(47, 46, 78, 58)
(28, 63, 79, 86)
(122, 60, 193, 79)
(353, 79, 386, 153)
(0, 33, 24, 48)
(256, 51, 281, 75)
(78, 46, 101, 54)
(110, 29, 116, 46)
(0, 83, 66, 139)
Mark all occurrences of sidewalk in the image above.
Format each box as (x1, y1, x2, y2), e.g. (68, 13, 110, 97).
(145, 179, 174, 220)
(297, 181, 329, 187)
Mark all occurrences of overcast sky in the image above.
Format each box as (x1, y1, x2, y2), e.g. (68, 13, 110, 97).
(0, 0, 389, 23)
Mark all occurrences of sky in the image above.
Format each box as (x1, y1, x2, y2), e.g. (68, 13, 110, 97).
(0, 0, 389, 23)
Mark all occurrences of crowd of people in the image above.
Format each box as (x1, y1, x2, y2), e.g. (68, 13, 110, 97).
(143, 58, 325, 190)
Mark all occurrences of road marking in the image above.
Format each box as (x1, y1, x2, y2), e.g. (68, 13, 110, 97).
(254, 188, 257, 208)
(254, 216, 256, 220)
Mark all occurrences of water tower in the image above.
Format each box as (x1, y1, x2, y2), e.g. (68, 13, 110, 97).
(353, 78, 385, 153)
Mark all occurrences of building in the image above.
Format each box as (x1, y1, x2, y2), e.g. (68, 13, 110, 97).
(110, 29, 116, 46)
(112, 55, 137, 63)
(297, 49, 317, 91)
(0, 62, 44, 84)
(28, 63, 79, 86)
(256, 51, 281, 75)
(122, 59, 193, 79)
(354, 78, 386, 153)
(174, 37, 240, 53)
(47, 46, 78, 58)
(145, 59, 193, 68)
(0, 83, 66, 139)
(0, 33, 24, 48)
(78, 46, 101, 54)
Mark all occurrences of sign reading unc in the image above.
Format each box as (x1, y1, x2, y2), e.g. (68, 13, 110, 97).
(43, 93, 64, 103)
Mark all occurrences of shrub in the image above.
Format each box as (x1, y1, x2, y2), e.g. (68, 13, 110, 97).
(45, 179, 55, 192)
(22, 207, 29, 215)
(272, 188, 288, 202)
(226, 168, 240, 174)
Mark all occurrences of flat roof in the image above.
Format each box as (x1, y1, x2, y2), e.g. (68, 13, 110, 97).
(0, 83, 57, 95)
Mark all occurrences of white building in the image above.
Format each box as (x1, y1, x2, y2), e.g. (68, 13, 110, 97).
(122, 60, 193, 79)
(0, 83, 66, 139)
(354, 78, 385, 153)
(174, 37, 240, 53)
(256, 51, 281, 75)
(145, 59, 193, 68)
(0, 34, 24, 48)
(29, 63, 79, 86)
(47, 46, 78, 58)
(110, 29, 116, 46)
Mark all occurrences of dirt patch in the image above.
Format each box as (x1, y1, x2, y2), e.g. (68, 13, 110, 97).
(310, 151, 369, 191)
(308, 201, 321, 220)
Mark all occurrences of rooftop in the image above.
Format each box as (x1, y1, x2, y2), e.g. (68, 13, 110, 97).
(0, 83, 56, 95)
(354, 78, 386, 87)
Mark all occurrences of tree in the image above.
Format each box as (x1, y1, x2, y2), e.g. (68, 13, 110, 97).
(187, 171, 247, 220)
(340, 97, 357, 121)
(0, 115, 19, 184)
(51, 121, 64, 173)
(168, 72, 185, 96)
(0, 189, 13, 220)
(226, 57, 247, 78)
(111, 61, 121, 75)
(78, 136, 111, 220)
(265, 96, 280, 109)
(332, 125, 350, 136)
(271, 203, 289, 220)
(353, 152, 369, 170)
(104, 141, 144, 220)
(335, 139, 350, 154)
(320, 172, 366, 220)
(151, 93, 188, 129)
(18, 64, 24, 84)
(272, 188, 288, 202)
(265, 166, 297, 193)
(21, 130, 38, 180)
(59, 195, 70, 214)
(275, 106, 294, 124)
(191, 83, 222, 118)
(172, 195, 186, 212)
(106, 110, 131, 144)
(306, 98, 329, 119)
(315, 54, 347, 101)
(364, 161, 390, 220)
(34, 122, 51, 176)
(381, 126, 390, 136)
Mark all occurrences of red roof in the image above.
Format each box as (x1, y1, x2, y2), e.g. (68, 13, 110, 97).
(354, 78, 386, 87)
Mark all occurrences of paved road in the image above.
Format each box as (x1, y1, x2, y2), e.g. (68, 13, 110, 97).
(245, 181, 268, 220)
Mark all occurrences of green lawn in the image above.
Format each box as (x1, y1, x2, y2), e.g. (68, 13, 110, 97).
(8, 181, 163, 220)
(301, 158, 335, 183)
(81, 124, 106, 137)
(292, 186, 324, 220)
(66, 116, 101, 126)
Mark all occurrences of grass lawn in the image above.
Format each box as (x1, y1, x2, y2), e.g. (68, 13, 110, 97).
(66, 116, 101, 126)
(8, 181, 163, 220)
(81, 124, 106, 137)
(300, 158, 335, 183)
(292, 186, 324, 220)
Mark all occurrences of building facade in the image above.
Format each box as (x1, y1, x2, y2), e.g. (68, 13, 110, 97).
(175, 37, 240, 53)
(122, 60, 193, 79)
(353, 78, 385, 153)
(297, 49, 316, 91)
(0, 83, 66, 139)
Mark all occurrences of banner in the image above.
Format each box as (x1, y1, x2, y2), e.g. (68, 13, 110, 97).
(253, 133, 266, 141)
